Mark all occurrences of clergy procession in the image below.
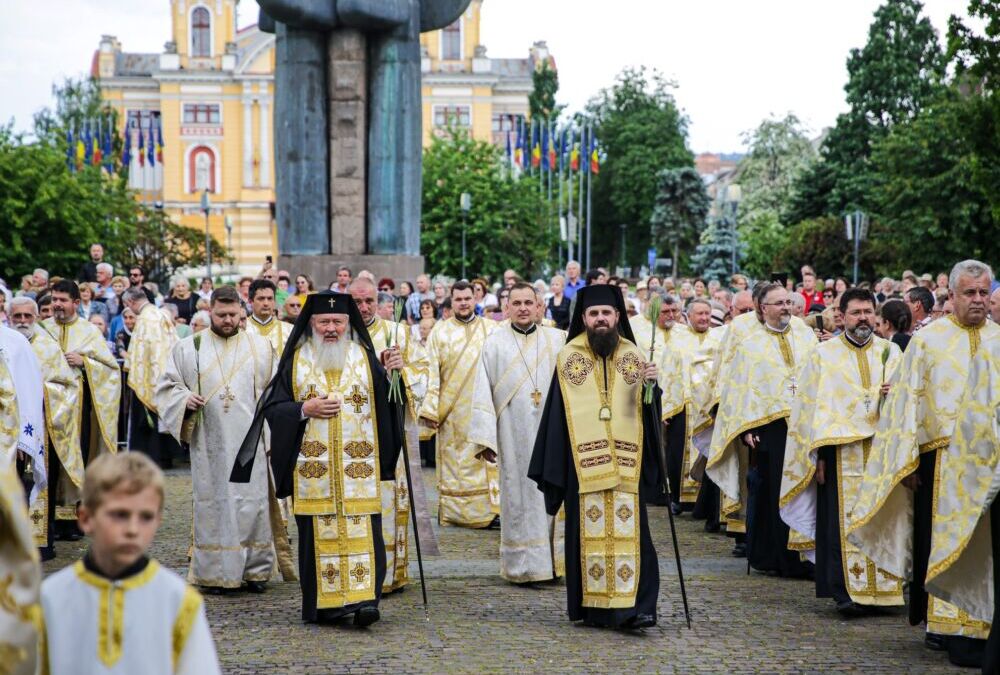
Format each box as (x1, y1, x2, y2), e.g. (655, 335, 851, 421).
(1, 256, 1000, 673)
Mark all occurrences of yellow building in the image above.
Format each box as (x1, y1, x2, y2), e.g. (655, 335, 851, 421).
(95, 0, 549, 269)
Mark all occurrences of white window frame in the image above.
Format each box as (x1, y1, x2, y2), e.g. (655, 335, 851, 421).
(439, 17, 463, 61)
(189, 4, 213, 58)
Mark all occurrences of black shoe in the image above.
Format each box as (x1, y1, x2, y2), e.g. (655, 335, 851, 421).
(623, 613, 657, 630)
(245, 581, 267, 594)
(925, 633, 948, 651)
(836, 600, 867, 618)
(486, 516, 501, 530)
(354, 607, 380, 627)
(704, 523, 721, 533)
(38, 546, 56, 562)
(203, 586, 231, 596)
(731, 542, 747, 557)
(670, 503, 683, 516)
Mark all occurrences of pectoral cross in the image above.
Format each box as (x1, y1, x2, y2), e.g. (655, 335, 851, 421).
(863, 393, 873, 414)
(347, 384, 369, 414)
(219, 386, 236, 413)
(530, 389, 543, 408)
(788, 378, 798, 396)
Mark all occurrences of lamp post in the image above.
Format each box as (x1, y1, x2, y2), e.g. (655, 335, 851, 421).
(460, 192, 471, 280)
(201, 189, 212, 281)
(845, 209, 869, 285)
(620, 224, 627, 270)
(726, 183, 742, 275)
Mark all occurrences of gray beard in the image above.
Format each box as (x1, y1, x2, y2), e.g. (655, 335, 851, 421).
(313, 334, 348, 372)
(13, 324, 35, 340)
(849, 325, 873, 344)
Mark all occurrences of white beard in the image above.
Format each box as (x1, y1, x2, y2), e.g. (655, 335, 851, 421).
(13, 323, 35, 340)
(313, 333, 348, 372)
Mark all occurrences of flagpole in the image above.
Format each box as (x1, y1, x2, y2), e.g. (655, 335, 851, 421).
(567, 126, 574, 265)
(557, 124, 565, 268)
(586, 122, 593, 271)
(546, 119, 554, 269)
(578, 125, 585, 270)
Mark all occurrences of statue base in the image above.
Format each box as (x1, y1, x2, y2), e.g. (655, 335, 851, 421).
(277, 254, 425, 289)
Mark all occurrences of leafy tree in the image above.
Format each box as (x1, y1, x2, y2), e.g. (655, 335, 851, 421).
(776, 216, 862, 279)
(33, 77, 116, 145)
(739, 212, 790, 279)
(528, 61, 563, 122)
(789, 0, 946, 219)
(649, 167, 710, 278)
(421, 128, 554, 280)
(586, 68, 693, 268)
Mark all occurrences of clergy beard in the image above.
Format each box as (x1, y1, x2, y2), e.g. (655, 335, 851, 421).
(313, 334, 347, 372)
(13, 323, 34, 340)
(211, 323, 238, 339)
(848, 324, 873, 344)
(586, 326, 619, 358)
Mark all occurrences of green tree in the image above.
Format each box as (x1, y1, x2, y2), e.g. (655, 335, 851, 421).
(528, 61, 563, 122)
(649, 167, 710, 278)
(734, 114, 815, 278)
(421, 128, 554, 280)
(789, 0, 946, 220)
(690, 217, 741, 282)
(586, 67, 693, 268)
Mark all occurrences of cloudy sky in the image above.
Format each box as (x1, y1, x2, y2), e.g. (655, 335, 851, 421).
(0, 0, 968, 152)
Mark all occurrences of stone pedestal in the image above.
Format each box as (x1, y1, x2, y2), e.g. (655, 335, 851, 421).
(328, 30, 367, 257)
(278, 254, 425, 288)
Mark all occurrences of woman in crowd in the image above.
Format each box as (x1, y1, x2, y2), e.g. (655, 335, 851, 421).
(547, 275, 571, 330)
(693, 278, 708, 298)
(77, 283, 110, 324)
(730, 273, 748, 292)
(164, 277, 197, 325)
(294, 274, 315, 305)
(197, 277, 214, 302)
(877, 299, 913, 352)
(377, 277, 395, 295)
(398, 280, 415, 302)
(472, 278, 498, 316)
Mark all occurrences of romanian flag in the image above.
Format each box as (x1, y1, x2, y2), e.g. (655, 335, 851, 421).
(92, 119, 103, 167)
(75, 126, 86, 170)
(548, 124, 557, 171)
(513, 124, 523, 168)
(137, 127, 145, 167)
(531, 121, 541, 169)
(590, 143, 600, 175)
(155, 119, 164, 164)
(570, 139, 580, 172)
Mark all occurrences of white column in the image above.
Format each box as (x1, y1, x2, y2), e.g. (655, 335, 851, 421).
(242, 97, 254, 187)
(258, 97, 270, 187)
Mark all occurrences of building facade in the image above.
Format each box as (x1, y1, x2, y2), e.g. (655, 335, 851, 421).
(95, 0, 549, 270)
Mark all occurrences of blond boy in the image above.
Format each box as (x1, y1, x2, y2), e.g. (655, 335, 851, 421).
(41, 453, 221, 674)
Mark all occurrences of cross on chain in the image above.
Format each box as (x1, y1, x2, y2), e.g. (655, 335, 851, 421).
(219, 386, 236, 413)
(863, 393, 873, 414)
(347, 384, 368, 414)
(788, 378, 798, 396)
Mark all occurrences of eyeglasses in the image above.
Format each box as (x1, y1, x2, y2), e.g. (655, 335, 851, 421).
(379, 287, 391, 292)
(762, 300, 794, 307)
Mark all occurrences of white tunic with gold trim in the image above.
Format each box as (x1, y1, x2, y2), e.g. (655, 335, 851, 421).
(418, 316, 498, 528)
(0, 462, 42, 675)
(156, 331, 275, 589)
(469, 324, 566, 582)
(124, 303, 176, 415)
(41, 560, 220, 675)
(780, 334, 904, 605)
(368, 316, 429, 592)
(849, 316, 1000, 639)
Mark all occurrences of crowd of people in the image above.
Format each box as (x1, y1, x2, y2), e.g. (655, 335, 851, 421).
(2, 243, 1000, 673)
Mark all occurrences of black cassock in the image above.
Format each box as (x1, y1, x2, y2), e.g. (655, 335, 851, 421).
(241, 348, 404, 622)
(528, 378, 663, 628)
(661, 410, 687, 509)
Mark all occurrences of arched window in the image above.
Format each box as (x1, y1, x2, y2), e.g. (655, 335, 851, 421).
(441, 20, 461, 60)
(191, 7, 211, 57)
(189, 146, 216, 193)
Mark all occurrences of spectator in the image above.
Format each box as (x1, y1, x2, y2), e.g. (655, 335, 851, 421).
(94, 262, 116, 302)
(417, 317, 435, 347)
(32, 268, 50, 293)
(418, 298, 437, 322)
(283, 294, 303, 323)
(563, 260, 585, 299)
(800, 271, 823, 312)
(693, 278, 708, 298)
(405, 274, 434, 323)
(990, 287, 1000, 323)
(821, 287, 836, 308)
(294, 273, 315, 306)
(237, 276, 253, 308)
(77, 243, 105, 282)
(331, 266, 352, 293)
(197, 277, 214, 301)
(114, 307, 136, 358)
(471, 278, 497, 315)
(936, 272, 949, 292)
(790, 292, 806, 318)
(89, 313, 115, 354)
(398, 280, 414, 301)
(164, 277, 198, 325)
(730, 273, 748, 292)
(77, 283, 110, 324)
(905, 286, 934, 330)
(377, 277, 395, 294)
(547, 275, 571, 330)
(433, 280, 448, 311)
(275, 273, 291, 307)
(585, 269, 606, 285)
(376, 292, 396, 320)
(0, 292, 7, 327)
(190, 310, 211, 333)
(877, 298, 912, 351)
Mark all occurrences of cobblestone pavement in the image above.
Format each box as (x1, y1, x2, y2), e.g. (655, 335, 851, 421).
(45, 465, 961, 673)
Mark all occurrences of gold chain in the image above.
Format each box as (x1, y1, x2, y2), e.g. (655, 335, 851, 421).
(200, 333, 243, 404)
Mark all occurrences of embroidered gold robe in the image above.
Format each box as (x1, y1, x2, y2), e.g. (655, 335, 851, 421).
(124, 303, 177, 415)
(848, 316, 999, 639)
(418, 316, 498, 528)
(42, 318, 120, 476)
(0, 462, 42, 675)
(245, 315, 290, 356)
(780, 335, 904, 605)
(26, 327, 83, 546)
(368, 316, 429, 592)
(156, 331, 275, 588)
(0, 353, 17, 464)
(706, 317, 817, 518)
(925, 333, 1000, 623)
(469, 324, 566, 582)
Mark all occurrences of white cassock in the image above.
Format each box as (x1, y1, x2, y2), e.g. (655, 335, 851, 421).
(469, 323, 566, 582)
(155, 330, 275, 588)
(0, 326, 46, 498)
(41, 560, 221, 675)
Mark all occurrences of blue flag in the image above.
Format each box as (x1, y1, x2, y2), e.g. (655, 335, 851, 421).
(66, 127, 75, 172)
(147, 127, 155, 167)
(121, 121, 132, 169)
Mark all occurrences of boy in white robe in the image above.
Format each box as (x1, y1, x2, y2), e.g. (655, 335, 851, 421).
(41, 453, 221, 675)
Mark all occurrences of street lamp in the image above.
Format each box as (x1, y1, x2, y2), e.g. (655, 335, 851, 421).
(726, 183, 742, 275)
(460, 192, 471, 280)
(201, 189, 212, 281)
